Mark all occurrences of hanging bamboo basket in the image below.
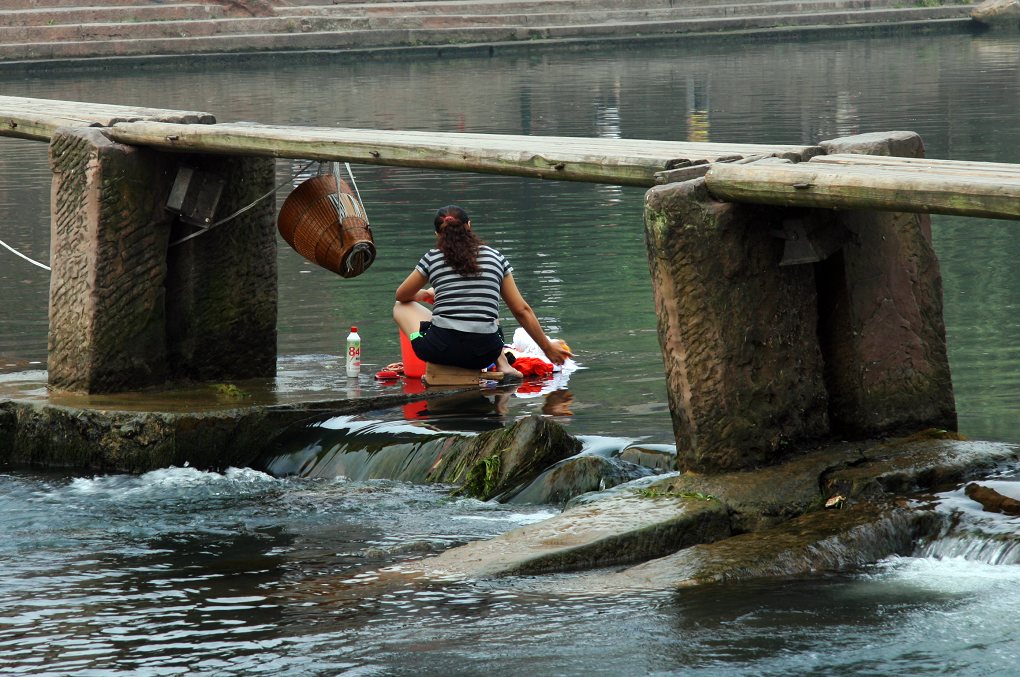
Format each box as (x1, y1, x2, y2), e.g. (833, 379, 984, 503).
(277, 173, 376, 278)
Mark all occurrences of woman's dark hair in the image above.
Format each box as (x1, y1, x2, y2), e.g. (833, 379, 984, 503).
(434, 205, 483, 276)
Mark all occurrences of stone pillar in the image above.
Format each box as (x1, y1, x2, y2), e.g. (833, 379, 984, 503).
(47, 128, 277, 393)
(645, 131, 956, 473)
(816, 131, 956, 436)
(48, 128, 175, 392)
(644, 178, 829, 473)
(164, 155, 277, 381)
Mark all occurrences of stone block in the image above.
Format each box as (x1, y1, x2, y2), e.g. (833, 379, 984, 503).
(46, 128, 278, 393)
(646, 131, 957, 473)
(48, 127, 175, 392)
(644, 178, 829, 473)
(817, 132, 956, 435)
(164, 155, 277, 381)
(423, 362, 484, 386)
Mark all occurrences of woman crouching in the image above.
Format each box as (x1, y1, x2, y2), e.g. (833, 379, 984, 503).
(393, 205, 571, 378)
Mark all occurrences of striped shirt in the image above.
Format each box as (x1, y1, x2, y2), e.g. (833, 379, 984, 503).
(415, 245, 513, 333)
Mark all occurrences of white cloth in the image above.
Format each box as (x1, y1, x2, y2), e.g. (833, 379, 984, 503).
(510, 328, 578, 373)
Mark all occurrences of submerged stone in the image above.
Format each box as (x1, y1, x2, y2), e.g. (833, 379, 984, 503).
(412, 436, 1020, 586)
(618, 443, 677, 472)
(434, 414, 583, 500)
(413, 491, 730, 578)
(501, 454, 655, 505)
(257, 412, 583, 502)
(543, 501, 943, 592)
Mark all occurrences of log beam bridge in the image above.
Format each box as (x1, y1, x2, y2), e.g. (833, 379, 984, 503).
(3, 96, 1000, 472)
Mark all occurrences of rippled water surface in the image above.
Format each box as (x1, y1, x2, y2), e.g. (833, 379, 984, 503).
(2, 30, 1020, 675)
(5, 467, 1020, 675)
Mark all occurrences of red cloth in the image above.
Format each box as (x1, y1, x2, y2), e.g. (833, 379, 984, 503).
(513, 356, 554, 377)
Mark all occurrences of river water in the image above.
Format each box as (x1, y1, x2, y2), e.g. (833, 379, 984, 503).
(2, 31, 1020, 674)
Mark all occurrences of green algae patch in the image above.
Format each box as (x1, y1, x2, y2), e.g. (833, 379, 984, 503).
(435, 414, 582, 501)
(460, 453, 503, 499)
(635, 487, 717, 502)
(213, 383, 251, 399)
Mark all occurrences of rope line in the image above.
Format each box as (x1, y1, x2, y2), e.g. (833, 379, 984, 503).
(0, 237, 50, 271)
(2, 158, 344, 264)
(169, 159, 317, 247)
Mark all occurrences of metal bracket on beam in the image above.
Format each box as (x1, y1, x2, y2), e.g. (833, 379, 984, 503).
(166, 166, 225, 228)
(771, 215, 845, 266)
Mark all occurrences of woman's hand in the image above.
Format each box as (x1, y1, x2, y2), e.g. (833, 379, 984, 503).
(543, 339, 572, 365)
(414, 288, 435, 304)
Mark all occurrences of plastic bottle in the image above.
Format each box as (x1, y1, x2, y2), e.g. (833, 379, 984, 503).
(345, 326, 361, 378)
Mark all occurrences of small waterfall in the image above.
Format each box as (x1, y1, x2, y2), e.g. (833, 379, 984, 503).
(914, 479, 1020, 565)
(917, 535, 1020, 565)
(256, 415, 466, 481)
(256, 416, 674, 505)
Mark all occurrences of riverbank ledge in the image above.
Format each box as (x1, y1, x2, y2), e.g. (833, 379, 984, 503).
(0, 0, 983, 69)
(406, 428, 1020, 588)
(0, 369, 498, 472)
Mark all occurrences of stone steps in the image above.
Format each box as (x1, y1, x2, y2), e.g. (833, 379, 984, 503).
(0, 17, 371, 44)
(4, 0, 172, 8)
(292, 0, 807, 16)
(0, 0, 964, 44)
(2, 3, 233, 24)
(0, 0, 979, 64)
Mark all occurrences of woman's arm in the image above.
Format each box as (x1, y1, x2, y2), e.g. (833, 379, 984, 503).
(395, 270, 429, 303)
(500, 273, 571, 365)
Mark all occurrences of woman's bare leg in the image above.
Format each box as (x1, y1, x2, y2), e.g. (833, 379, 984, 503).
(393, 301, 432, 338)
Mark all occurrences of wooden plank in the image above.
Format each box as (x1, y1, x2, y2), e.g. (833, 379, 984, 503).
(0, 95, 215, 141)
(812, 153, 1020, 178)
(705, 160, 1020, 221)
(0, 95, 818, 185)
(104, 120, 812, 186)
(1, 112, 102, 141)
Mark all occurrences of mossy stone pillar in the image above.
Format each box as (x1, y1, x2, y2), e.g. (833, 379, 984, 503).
(47, 127, 277, 393)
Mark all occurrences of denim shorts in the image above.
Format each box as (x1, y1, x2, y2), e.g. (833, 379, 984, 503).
(411, 322, 504, 370)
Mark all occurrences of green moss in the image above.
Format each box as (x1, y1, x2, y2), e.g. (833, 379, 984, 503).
(457, 453, 503, 499)
(213, 383, 250, 399)
(635, 487, 717, 502)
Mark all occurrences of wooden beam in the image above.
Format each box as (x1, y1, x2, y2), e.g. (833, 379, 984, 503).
(705, 160, 1020, 221)
(0, 95, 215, 141)
(812, 153, 1020, 178)
(0, 95, 818, 186)
(101, 120, 653, 185)
(103, 120, 813, 187)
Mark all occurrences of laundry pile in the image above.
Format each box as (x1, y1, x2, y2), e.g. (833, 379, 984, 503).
(506, 328, 578, 395)
(376, 328, 577, 388)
